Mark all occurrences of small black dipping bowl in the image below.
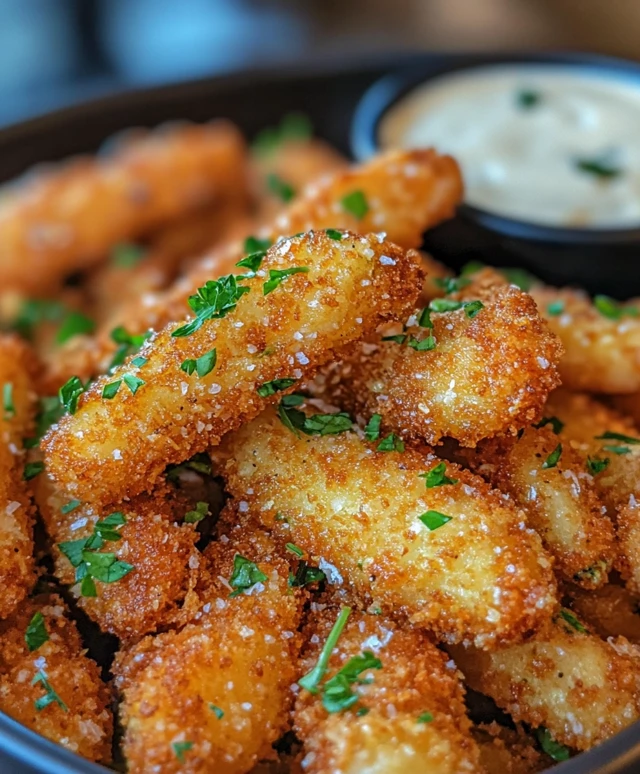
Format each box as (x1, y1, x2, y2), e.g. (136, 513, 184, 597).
(351, 52, 640, 297)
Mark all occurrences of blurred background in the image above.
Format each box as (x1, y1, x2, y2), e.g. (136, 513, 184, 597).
(0, 0, 638, 126)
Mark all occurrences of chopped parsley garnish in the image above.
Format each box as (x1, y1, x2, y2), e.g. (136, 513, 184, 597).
(321, 650, 382, 713)
(285, 543, 304, 558)
(32, 670, 68, 712)
(419, 510, 452, 531)
(516, 89, 542, 109)
(131, 356, 147, 368)
(209, 704, 224, 719)
(252, 112, 313, 156)
(166, 453, 212, 482)
(123, 374, 145, 395)
(25, 612, 49, 652)
(408, 334, 436, 351)
(364, 414, 382, 442)
(463, 300, 484, 319)
(289, 561, 325, 588)
(267, 173, 295, 202)
(559, 608, 587, 633)
(263, 266, 309, 296)
(184, 501, 209, 524)
(434, 277, 470, 294)
(575, 153, 622, 181)
(429, 298, 484, 318)
(593, 295, 638, 321)
(587, 456, 610, 476)
(228, 554, 267, 597)
(377, 433, 404, 452)
(257, 378, 296, 398)
(340, 190, 369, 220)
(111, 243, 145, 268)
(61, 499, 82, 514)
(24, 461, 45, 481)
(417, 712, 434, 723)
(181, 348, 217, 378)
(357, 707, 370, 716)
(236, 236, 272, 273)
(59, 376, 86, 415)
(102, 380, 121, 399)
(326, 229, 343, 241)
(299, 606, 352, 693)
(11, 298, 66, 339)
(172, 741, 194, 763)
(536, 727, 571, 762)
(23, 396, 64, 449)
(534, 416, 564, 434)
(382, 334, 407, 344)
(547, 300, 565, 316)
(604, 445, 632, 455)
(55, 310, 95, 345)
(595, 431, 640, 445)
(3, 382, 14, 419)
(172, 274, 250, 338)
(419, 462, 458, 488)
(542, 443, 562, 469)
(108, 326, 151, 370)
(277, 398, 353, 439)
(417, 307, 433, 328)
(498, 267, 538, 291)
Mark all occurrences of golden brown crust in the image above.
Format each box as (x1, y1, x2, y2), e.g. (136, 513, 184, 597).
(43, 231, 423, 507)
(0, 594, 113, 762)
(294, 607, 481, 774)
(114, 519, 306, 774)
(217, 406, 557, 648)
(472, 722, 551, 774)
(565, 581, 640, 644)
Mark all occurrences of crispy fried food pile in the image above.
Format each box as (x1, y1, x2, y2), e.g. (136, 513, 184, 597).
(3, 117, 640, 774)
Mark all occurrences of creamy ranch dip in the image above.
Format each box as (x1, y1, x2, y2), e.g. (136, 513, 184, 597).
(380, 64, 640, 228)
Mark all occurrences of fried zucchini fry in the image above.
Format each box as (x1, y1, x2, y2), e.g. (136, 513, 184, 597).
(450, 614, 640, 751)
(531, 285, 640, 393)
(473, 426, 615, 588)
(565, 581, 640, 644)
(33, 474, 199, 642)
(472, 723, 551, 774)
(217, 405, 557, 648)
(324, 271, 562, 447)
(43, 231, 422, 506)
(295, 606, 481, 774)
(0, 593, 112, 762)
(114, 520, 305, 774)
(0, 121, 248, 293)
(0, 334, 36, 619)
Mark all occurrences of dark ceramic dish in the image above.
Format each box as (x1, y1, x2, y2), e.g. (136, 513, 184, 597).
(1, 53, 639, 774)
(352, 52, 640, 297)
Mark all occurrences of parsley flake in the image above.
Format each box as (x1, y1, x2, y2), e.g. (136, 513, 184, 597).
(542, 443, 562, 469)
(123, 374, 144, 395)
(417, 712, 434, 723)
(321, 650, 382, 713)
(547, 300, 565, 316)
(604, 445, 632, 455)
(59, 376, 86, 415)
(102, 380, 121, 400)
(536, 727, 571, 762)
(61, 499, 82, 514)
(340, 190, 369, 220)
(108, 327, 151, 370)
(325, 229, 343, 241)
(24, 461, 45, 481)
(209, 704, 224, 719)
(464, 300, 484, 319)
(236, 237, 272, 273)
(181, 348, 217, 378)
(429, 298, 463, 313)
(131, 356, 147, 368)
(587, 456, 610, 476)
(417, 307, 433, 328)
(173, 274, 250, 338)
(172, 741, 194, 763)
(377, 433, 404, 452)
(267, 173, 295, 202)
(434, 277, 470, 294)
(257, 378, 296, 398)
(364, 414, 382, 442)
(535, 416, 564, 434)
(263, 266, 309, 296)
(559, 608, 587, 633)
(289, 562, 325, 588)
(299, 607, 352, 693)
(228, 554, 268, 598)
(32, 670, 68, 712)
(25, 612, 49, 652)
(595, 431, 640, 445)
(419, 462, 458, 488)
(408, 334, 436, 351)
(419, 510, 452, 531)
(286, 543, 304, 558)
(499, 267, 538, 291)
(55, 311, 95, 345)
(277, 399, 353, 439)
(252, 112, 313, 156)
(185, 501, 209, 523)
(3, 382, 14, 420)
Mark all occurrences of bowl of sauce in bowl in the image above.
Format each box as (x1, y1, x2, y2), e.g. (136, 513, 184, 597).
(352, 53, 640, 296)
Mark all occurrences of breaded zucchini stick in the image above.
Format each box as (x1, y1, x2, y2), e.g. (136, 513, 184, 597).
(450, 612, 640, 751)
(565, 581, 640, 644)
(0, 334, 36, 618)
(531, 285, 640, 393)
(295, 606, 481, 774)
(0, 593, 113, 762)
(0, 121, 248, 293)
(43, 231, 423, 506)
(473, 426, 615, 588)
(217, 405, 557, 648)
(33, 474, 199, 642)
(324, 271, 562, 447)
(114, 520, 306, 774)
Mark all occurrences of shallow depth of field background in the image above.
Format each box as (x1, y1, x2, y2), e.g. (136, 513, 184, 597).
(0, 0, 636, 126)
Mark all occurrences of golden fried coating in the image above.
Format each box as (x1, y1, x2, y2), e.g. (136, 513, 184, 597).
(566, 581, 640, 644)
(295, 606, 481, 774)
(114, 520, 306, 774)
(450, 614, 640, 751)
(0, 593, 112, 762)
(43, 231, 423, 506)
(217, 405, 557, 648)
(531, 285, 640, 393)
(33, 474, 199, 642)
(323, 272, 562, 447)
(611, 391, 640, 428)
(473, 426, 615, 588)
(472, 723, 551, 774)
(0, 334, 36, 619)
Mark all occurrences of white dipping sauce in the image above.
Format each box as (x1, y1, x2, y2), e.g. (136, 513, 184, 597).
(380, 64, 640, 228)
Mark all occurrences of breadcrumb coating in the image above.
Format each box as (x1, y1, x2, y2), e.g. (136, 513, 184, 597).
(472, 723, 551, 774)
(566, 581, 640, 644)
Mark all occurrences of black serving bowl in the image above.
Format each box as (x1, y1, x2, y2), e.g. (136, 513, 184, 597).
(351, 52, 640, 297)
(1, 54, 640, 774)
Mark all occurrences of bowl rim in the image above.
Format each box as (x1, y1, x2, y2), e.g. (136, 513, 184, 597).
(351, 50, 640, 243)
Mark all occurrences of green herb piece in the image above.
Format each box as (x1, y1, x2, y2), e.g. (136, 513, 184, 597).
(499, 267, 538, 291)
(460, 260, 486, 277)
(92, 512, 127, 543)
(417, 307, 433, 328)
(408, 334, 436, 351)
(377, 433, 405, 453)
(185, 501, 209, 524)
(429, 298, 463, 313)
(3, 382, 14, 419)
(277, 401, 306, 438)
(299, 606, 352, 693)
(326, 229, 343, 241)
(464, 300, 484, 319)
(24, 396, 64, 449)
(111, 243, 145, 268)
(593, 295, 629, 320)
(340, 190, 369, 220)
(434, 277, 470, 294)
(236, 236, 270, 273)
(356, 707, 370, 716)
(604, 445, 631, 455)
(108, 327, 152, 370)
(587, 456, 610, 476)
(123, 374, 144, 395)
(172, 274, 251, 338)
(263, 266, 309, 296)
(364, 414, 382, 442)
(32, 670, 68, 712)
(257, 378, 296, 398)
(321, 651, 382, 713)
(267, 173, 295, 202)
(542, 443, 562, 469)
(252, 112, 313, 156)
(289, 561, 326, 588)
(131, 356, 147, 368)
(595, 431, 640, 445)
(417, 712, 434, 723)
(25, 612, 49, 652)
(286, 543, 304, 558)
(419, 510, 452, 531)
(172, 741, 194, 763)
(24, 461, 45, 481)
(534, 416, 564, 434)
(55, 311, 95, 345)
(166, 453, 212, 482)
(181, 348, 217, 378)
(102, 380, 122, 400)
(302, 412, 352, 436)
(59, 376, 86, 415)
(575, 154, 622, 181)
(382, 334, 407, 344)
(228, 554, 268, 598)
(209, 704, 224, 719)
(61, 499, 82, 514)
(559, 608, 587, 633)
(516, 89, 542, 109)
(419, 462, 458, 488)
(547, 300, 565, 316)
(536, 727, 571, 762)
(12, 298, 66, 340)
